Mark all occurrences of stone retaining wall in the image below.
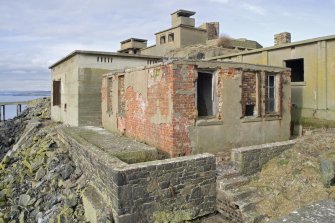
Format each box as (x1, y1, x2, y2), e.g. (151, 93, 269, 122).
(58, 127, 216, 223)
(231, 140, 296, 175)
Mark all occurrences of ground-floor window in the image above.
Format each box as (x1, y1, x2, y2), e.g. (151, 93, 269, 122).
(265, 75, 276, 113)
(197, 72, 214, 117)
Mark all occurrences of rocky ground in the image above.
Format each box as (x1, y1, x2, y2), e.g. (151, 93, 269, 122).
(0, 99, 87, 223)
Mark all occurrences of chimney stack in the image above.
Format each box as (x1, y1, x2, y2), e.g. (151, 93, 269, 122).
(274, 32, 291, 46)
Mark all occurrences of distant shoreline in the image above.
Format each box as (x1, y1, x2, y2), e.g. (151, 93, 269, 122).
(0, 90, 51, 97)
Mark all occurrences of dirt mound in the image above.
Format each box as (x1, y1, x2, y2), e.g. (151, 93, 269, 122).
(243, 129, 335, 221)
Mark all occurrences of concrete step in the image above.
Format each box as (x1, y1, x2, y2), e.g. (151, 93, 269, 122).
(234, 198, 256, 212)
(217, 168, 241, 180)
(219, 176, 250, 190)
(229, 187, 257, 201)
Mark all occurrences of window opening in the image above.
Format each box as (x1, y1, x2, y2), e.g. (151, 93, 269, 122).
(265, 75, 276, 113)
(197, 72, 214, 116)
(168, 33, 174, 42)
(285, 58, 304, 82)
(118, 76, 125, 115)
(160, 35, 166, 44)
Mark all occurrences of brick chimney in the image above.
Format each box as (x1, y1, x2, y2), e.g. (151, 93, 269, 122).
(274, 32, 291, 46)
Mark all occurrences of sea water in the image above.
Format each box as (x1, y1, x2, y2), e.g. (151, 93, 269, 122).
(0, 91, 50, 120)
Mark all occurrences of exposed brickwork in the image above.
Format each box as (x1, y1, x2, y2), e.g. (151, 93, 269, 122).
(172, 65, 197, 156)
(241, 72, 257, 117)
(123, 65, 175, 156)
(274, 32, 291, 46)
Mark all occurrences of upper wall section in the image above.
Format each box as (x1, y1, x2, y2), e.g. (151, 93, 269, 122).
(210, 35, 335, 122)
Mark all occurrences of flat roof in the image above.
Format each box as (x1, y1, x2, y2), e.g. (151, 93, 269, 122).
(49, 50, 162, 69)
(120, 38, 147, 44)
(155, 24, 206, 35)
(207, 34, 335, 60)
(171, 9, 195, 17)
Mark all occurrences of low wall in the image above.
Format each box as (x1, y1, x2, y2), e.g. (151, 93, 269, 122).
(231, 140, 296, 175)
(58, 127, 216, 223)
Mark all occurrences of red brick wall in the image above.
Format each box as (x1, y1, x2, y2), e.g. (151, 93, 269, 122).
(171, 65, 197, 156)
(123, 65, 175, 156)
(121, 64, 197, 157)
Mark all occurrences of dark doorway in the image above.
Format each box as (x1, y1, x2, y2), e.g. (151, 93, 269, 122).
(285, 58, 304, 82)
(197, 72, 214, 116)
(53, 80, 61, 106)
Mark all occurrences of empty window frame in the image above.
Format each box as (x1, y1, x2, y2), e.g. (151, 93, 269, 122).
(107, 77, 113, 113)
(197, 72, 215, 117)
(168, 33, 174, 42)
(285, 58, 304, 82)
(53, 80, 61, 106)
(118, 75, 125, 115)
(160, 35, 166, 44)
(265, 75, 276, 113)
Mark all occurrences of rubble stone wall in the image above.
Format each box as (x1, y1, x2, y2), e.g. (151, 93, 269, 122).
(231, 140, 296, 175)
(58, 128, 216, 223)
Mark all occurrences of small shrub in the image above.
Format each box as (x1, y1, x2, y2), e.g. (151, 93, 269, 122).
(217, 35, 233, 48)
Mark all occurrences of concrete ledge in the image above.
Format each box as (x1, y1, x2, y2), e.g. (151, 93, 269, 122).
(231, 140, 296, 175)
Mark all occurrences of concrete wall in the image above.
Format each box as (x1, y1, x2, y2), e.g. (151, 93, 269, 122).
(51, 55, 79, 126)
(51, 53, 161, 127)
(220, 38, 335, 125)
(141, 26, 207, 57)
(78, 54, 159, 126)
(102, 61, 291, 156)
(189, 63, 291, 156)
(59, 127, 216, 223)
(180, 27, 207, 47)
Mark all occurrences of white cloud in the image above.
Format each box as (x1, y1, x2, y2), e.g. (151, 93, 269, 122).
(241, 3, 266, 16)
(208, 0, 230, 3)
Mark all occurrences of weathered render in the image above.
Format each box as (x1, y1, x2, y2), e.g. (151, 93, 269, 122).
(101, 60, 291, 157)
(209, 34, 335, 127)
(49, 50, 161, 126)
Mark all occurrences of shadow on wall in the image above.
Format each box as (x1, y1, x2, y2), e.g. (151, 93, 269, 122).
(291, 87, 303, 136)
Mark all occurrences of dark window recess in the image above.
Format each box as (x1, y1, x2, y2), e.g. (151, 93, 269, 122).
(53, 80, 61, 106)
(168, 33, 174, 42)
(285, 58, 304, 82)
(265, 75, 275, 113)
(245, 104, 254, 116)
(160, 36, 166, 44)
(197, 72, 214, 116)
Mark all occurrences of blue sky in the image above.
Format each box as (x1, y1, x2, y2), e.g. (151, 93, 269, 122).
(0, 0, 334, 91)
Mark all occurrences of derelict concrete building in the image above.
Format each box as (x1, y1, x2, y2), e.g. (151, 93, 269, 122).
(49, 50, 161, 126)
(101, 60, 291, 157)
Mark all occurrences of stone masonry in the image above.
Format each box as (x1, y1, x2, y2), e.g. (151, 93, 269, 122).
(58, 126, 216, 223)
